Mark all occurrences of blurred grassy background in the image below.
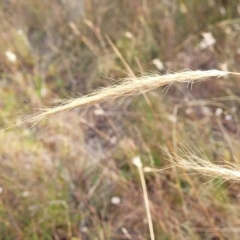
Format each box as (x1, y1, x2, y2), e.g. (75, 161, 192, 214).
(1, 0, 240, 239)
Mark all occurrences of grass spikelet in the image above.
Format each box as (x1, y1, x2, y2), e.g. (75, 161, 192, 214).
(169, 145, 240, 182)
(29, 70, 233, 122)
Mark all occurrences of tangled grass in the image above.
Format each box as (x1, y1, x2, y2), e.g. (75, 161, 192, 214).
(28, 69, 240, 184)
(28, 69, 240, 183)
(27, 69, 240, 240)
(2, 1, 240, 238)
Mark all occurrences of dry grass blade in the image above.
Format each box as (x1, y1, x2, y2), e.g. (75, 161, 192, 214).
(29, 70, 233, 122)
(132, 156, 155, 240)
(168, 146, 240, 182)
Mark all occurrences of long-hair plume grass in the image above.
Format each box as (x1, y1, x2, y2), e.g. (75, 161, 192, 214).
(28, 70, 239, 123)
(168, 145, 240, 182)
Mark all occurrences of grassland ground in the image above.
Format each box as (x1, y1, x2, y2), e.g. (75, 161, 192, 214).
(1, 0, 240, 239)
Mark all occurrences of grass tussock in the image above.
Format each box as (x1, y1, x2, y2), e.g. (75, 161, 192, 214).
(2, 0, 240, 239)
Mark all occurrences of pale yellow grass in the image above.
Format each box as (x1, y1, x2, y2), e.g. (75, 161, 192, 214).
(29, 70, 238, 122)
(132, 156, 155, 240)
(170, 148, 240, 182)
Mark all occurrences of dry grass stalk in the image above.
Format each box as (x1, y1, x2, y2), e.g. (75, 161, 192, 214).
(29, 70, 235, 122)
(169, 146, 240, 182)
(132, 156, 155, 240)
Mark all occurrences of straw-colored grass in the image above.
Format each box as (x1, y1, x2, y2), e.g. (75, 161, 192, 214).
(3, 1, 240, 239)
(132, 156, 155, 240)
(22, 69, 240, 240)
(29, 70, 238, 122)
(169, 145, 240, 182)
